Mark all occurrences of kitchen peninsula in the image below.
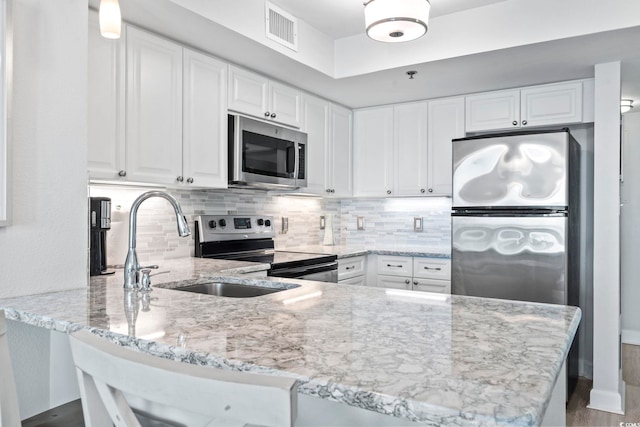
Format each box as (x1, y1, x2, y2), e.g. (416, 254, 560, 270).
(0, 258, 580, 426)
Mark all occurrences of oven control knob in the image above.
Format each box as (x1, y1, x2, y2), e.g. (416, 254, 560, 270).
(264, 219, 271, 227)
(208, 220, 217, 229)
(219, 219, 227, 227)
(257, 218, 264, 226)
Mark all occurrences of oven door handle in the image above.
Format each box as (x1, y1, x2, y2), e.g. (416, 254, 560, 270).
(269, 261, 338, 278)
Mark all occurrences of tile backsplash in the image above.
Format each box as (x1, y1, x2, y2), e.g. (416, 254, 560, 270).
(90, 186, 451, 266)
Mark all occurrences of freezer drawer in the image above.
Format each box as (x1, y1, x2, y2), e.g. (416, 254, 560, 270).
(452, 131, 572, 208)
(451, 215, 568, 304)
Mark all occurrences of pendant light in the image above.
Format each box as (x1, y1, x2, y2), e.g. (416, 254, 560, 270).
(99, 0, 122, 39)
(364, 0, 431, 43)
(621, 99, 634, 114)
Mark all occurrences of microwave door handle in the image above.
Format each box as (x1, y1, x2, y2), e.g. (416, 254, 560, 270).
(293, 143, 300, 181)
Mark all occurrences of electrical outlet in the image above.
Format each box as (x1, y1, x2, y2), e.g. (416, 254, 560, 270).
(320, 216, 325, 230)
(414, 217, 423, 232)
(282, 217, 289, 234)
(357, 216, 365, 230)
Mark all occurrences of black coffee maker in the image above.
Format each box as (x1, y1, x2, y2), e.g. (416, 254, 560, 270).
(90, 197, 115, 276)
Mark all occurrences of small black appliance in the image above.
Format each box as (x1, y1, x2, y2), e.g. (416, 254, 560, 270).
(89, 197, 115, 276)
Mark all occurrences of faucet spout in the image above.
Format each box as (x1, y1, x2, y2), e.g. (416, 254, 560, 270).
(123, 191, 191, 289)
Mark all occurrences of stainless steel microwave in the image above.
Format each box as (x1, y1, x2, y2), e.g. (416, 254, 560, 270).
(228, 115, 307, 189)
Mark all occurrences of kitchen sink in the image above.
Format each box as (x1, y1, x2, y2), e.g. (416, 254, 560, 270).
(171, 282, 292, 298)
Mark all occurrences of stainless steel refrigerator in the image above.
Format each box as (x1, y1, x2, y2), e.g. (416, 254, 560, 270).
(451, 128, 580, 393)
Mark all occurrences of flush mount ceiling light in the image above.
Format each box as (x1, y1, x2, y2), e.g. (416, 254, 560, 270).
(99, 0, 122, 39)
(621, 99, 634, 114)
(364, 0, 431, 43)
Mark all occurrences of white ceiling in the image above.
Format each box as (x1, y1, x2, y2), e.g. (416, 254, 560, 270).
(270, 0, 510, 39)
(106, 0, 640, 109)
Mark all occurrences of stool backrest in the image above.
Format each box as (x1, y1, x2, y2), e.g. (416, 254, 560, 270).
(69, 330, 297, 427)
(0, 310, 21, 427)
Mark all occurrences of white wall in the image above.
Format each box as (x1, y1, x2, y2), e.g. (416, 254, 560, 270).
(0, 0, 88, 298)
(621, 112, 640, 344)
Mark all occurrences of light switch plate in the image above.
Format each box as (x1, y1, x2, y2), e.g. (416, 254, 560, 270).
(320, 216, 325, 230)
(282, 217, 289, 234)
(414, 217, 423, 232)
(357, 216, 365, 230)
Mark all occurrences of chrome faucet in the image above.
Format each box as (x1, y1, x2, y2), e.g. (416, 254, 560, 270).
(123, 191, 191, 289)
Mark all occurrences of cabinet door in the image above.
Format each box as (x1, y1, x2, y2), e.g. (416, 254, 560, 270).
(269, 81, 301, 128)
(353, 107, 393, 197)
(182, 49, 228, 189)
(126, 27, 183, 185)
(465, 89, 520, 132)
(376, 275, 412, 290)
(427, 97, 464, 195)
(412, 278, 451, 294)
(329, 104, 353, 197)
(339, 276, 367, 287)
(394, 102, 429, 196)
(228, 66, 268, 120)
(301, 94, 329, 195)
(87, 11, 126, 181)
(520, 82, 582, 127)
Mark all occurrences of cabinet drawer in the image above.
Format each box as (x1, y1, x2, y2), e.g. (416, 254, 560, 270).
(376, 274, 412, 290)
(339, 276, 367, 287)
(412, 278, 451, 294)
(413, 258, 451, 280)
(377, 255, 412, 277)
(338, 255, 366, 280)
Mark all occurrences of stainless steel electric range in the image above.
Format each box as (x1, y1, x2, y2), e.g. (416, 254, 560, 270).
(194, 215, 338, 282)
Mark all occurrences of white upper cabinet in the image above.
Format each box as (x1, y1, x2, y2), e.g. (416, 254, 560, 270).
(328, 104, 353, 197)
(300, 96, 352, 197)
(228, 66, 301, 128)
(354, 98, 461, 197)
(87, 11, 126, 181)
(428, 97, 465, 195)
(353, 106, 394, 197)
(394, 102, 429, 196)
(301, 94, 329, 195)
(465, 81, 584, 132)
(182, 48, 228, 189)
(125, 26, 183, 185)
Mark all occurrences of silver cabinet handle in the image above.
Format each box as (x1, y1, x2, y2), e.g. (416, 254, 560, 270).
(387, 264, 403, 268)
(424, 266, 442, 271)
(512, 120, 518, 126)
(522, 120, 528, 125)
(420, 189, 425, 193)
(270, 113, 276, 118)
(326, 189, 331, 193)
(176, 176, 184, 182)
(405, 279, 410, 284)
(413, 280, 418, 285)
(428, 188, 433, 193)
(186, 177, 194, 184)
(345, 266, 355, 270)
(264, 111, 270, 117)
(386, 190, 392, 195)
(118, 170, 127, 177)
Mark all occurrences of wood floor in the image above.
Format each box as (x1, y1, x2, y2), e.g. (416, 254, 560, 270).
(567, 344, 640, 426)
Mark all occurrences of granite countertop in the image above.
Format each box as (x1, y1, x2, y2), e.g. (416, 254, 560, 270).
(279, 244, 451, 259)
(0, 257, 579, 426)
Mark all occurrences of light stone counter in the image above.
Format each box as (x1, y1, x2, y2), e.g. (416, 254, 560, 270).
(279, 244, 450, 259)
(0, 257, 579, 426)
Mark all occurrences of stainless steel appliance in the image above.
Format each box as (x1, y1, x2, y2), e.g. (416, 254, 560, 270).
(451, 128, 580, 395)
(228, 115, 307, 189)
(89, 197, 115, 276)
(194, 215, 337, 282)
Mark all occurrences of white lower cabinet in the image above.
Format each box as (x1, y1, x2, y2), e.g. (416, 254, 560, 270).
(375, 255, 451, 294)
(338, 255, 366, 286)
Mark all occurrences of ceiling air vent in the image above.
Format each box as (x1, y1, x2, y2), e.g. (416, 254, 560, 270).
(265, 1, 298, 52)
